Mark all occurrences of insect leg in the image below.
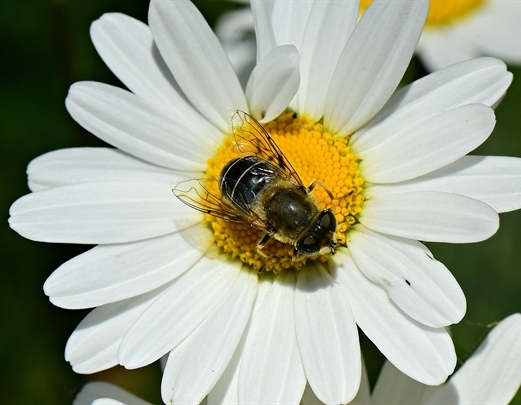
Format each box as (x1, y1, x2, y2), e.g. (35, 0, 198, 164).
(256, 233, 271, 257)
(308, 180, 334, 200)
(336, 239, 347, 248)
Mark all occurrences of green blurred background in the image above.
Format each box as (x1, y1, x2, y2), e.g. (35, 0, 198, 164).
(1, 0, 520, 404)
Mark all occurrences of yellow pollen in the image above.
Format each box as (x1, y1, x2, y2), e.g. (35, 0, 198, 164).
(360, 0, 486, 28)
(205, 112, 365, 274)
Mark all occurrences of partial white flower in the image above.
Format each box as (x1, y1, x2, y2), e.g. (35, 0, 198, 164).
(215, 7, 255, 87)
(415, 0, 521, 71)
(214, 6, 262, 83)
(8, 0, 521, 404)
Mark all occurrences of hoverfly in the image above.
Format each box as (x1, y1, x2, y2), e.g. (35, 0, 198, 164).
(173, 110, 338, 257)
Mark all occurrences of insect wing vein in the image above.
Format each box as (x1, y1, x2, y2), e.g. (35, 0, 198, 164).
(232, 110, 305, 189)
(173, 179, 246, 223)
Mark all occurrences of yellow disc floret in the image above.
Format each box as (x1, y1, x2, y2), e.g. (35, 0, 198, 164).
(360, 0, 486, 28)
(205, 112, 365, 273)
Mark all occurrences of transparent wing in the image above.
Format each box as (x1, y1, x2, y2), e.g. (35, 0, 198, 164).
(173, 178, 265, 227)
(231, 110, 305, 188)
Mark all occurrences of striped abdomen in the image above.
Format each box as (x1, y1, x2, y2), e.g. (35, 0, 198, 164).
(219, 156, 281, 213)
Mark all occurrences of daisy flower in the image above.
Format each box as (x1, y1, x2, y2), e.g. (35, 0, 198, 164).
(8, 0, 521, 404)
(217, 0, 521, 74)
(74, 314, 521, 405)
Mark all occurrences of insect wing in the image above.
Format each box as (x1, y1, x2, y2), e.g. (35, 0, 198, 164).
(173, 179, 247, 223)
(231, 110, 305, 188)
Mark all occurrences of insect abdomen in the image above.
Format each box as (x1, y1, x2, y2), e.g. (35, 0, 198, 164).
(219, 156, 280, 212)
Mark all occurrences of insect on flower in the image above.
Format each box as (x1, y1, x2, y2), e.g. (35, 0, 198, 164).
(174, 111, 339, 258)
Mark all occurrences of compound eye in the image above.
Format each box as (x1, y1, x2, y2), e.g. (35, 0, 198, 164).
(320, 210, 337, 232)
(303, 236, 315, 246)
(295, 211, 337, 256)
(320, 212, 330, 227)
(296, 235, 320, 255)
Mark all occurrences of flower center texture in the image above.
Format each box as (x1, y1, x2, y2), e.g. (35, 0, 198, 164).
(360, 0, 486, 28)
(205, 112, 365, 273)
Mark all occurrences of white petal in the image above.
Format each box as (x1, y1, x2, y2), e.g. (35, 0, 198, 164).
(66, 287, 164, 374)
(324, 0, 428, 135)
(161, 268, 257, 405)
(66, 81, 218, 171)
(149, 0, 247, 132)
(334, 251, 456, 385)
(371, 361, 425, 405)
(348, 225, 465, 328)
(9, 181, 198, 244)
(91, 400, 126, 405)
(91, 12, 204, 121)
(295, 0, 358, 119)
(295, 263, 361, 404)
(119, 250, 241, 368)
(238, 272, 306, 404)
(422, 313, 521, 405)
(271, 0, 313, 50)
(359, 191, 499, 243)
(27, 147, 182, 192)
(207, 338, 243, 405)
(74, 382, 152, 405)
(90, 12, 177, 106)
(251, 1, 276, 61)
(366, 155, 521, 213)
(44, 224, 213, 309)
(356, 104, 495, 183)
(350, 362, 372, 405)
(207, 275, 276, 405)
(245, 45, 299, 123)
(353, 57, 511, 150)
(251, 272, 277, 317)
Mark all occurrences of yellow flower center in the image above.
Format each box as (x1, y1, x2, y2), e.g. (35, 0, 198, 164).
(205, 112, 365, 273)
(360, 0, 486, 28)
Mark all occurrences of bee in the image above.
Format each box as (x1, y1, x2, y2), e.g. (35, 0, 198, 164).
(173, 110, 338, 257)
